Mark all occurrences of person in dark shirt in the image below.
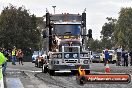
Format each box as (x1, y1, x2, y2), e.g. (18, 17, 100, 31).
(116, 46, 122, 66)
(0, 48, 8, 76)
(129, 50, 132, 66)
(122, 49, 128, 67)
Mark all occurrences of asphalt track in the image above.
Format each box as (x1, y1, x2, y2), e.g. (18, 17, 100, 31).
(4, 62, 132, 88)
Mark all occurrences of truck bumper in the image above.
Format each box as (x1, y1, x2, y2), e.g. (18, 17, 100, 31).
(48, 64, 90, 74)
(49, 64, 90, 71)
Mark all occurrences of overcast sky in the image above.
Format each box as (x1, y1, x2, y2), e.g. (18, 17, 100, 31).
(0, 0, 132, 39)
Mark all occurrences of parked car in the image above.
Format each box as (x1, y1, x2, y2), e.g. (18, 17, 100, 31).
(91, 52, 101, 63)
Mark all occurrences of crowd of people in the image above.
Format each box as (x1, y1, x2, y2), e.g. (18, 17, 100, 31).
(104, 46, 132, 67)
(0, 46, 24, 76)
(11, 47, 24, 65)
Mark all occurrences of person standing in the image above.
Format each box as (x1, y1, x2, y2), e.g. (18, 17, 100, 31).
(16, 49, 24, 65)
(104, 49, 109, 66)
(116, 46, 122, 66)
(0, 48, 7, 76)
(129, 50, 132, 66)
(122, 49, 128, 67)
(0, 48, 6, 65)
(2, 49, 8, 76)
(12, 47, 17, 65)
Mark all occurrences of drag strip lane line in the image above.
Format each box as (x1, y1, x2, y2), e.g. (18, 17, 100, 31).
(7, 68, 42, 73)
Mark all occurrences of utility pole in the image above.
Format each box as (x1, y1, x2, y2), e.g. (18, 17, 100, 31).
(52, 6, 56, 14)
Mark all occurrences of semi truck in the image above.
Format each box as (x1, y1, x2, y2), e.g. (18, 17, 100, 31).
(42, 11, 92, 75)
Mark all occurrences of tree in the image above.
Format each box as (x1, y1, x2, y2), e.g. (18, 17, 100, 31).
(36, 17, 46, 50)
(87, 39, 102, 52)
(0, 5, 40, 54)
(100, 17, 117, 49)
(101, 17, 116, 38)
(115, 7, 132, 50)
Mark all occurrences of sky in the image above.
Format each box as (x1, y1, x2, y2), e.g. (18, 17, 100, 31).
(0, 0, 132, 39)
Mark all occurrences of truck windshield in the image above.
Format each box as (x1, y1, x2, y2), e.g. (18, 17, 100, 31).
(54, 25, 81, 35)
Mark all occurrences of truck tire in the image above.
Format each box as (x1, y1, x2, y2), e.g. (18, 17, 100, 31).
(38, 60, 43, 68)
(38, 62, 40, 68)
(35, 61, 38, 67)
(38, 62, 42, 68)
(49, 69, 55, 76)
(42, 64, 48, 73)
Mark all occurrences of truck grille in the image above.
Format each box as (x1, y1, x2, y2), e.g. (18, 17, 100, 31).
(65, 60, 77, 63)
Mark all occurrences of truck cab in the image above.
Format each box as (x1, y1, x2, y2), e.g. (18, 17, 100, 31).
(42, 12, 92, 75)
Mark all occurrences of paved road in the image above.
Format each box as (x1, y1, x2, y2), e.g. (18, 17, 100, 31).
(4, 62, 46, 88)
(4, 62, 132, 88)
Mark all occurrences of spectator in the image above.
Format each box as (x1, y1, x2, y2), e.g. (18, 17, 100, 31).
(0, 48, 5, 65)
(12, 46, 17, 65)
(104, 49, 109, 66)
(16, 49, 24, 65)
(3, 49, 9, 59)
(116, 46, 122, 66)
(122, 49, 128, 67)
(0, 48, 7, 76)
(2, 49, 8, 76)
(8, 50, 12, 62)
(129, 50, 132, 66)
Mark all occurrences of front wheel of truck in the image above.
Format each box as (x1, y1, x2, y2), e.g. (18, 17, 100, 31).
(49, 69, 55, 76)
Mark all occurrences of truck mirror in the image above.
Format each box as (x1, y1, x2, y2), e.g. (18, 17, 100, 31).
(88, 29, 92, 38)
(42, 30, 47, 38)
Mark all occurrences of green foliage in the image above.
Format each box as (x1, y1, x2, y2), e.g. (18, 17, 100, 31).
(87, 39, 102, 52)
(115, 7, 132, 50)
(101, 17, 116, 38)
(89, 7, 132, 51)
(100, 17, 116, 49)
(0, 5, 40, 54)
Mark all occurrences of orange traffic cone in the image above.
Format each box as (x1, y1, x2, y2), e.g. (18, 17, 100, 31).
(105, 61, 110, 73)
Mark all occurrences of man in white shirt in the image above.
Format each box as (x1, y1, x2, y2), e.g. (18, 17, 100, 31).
(116, 46, 122, 66)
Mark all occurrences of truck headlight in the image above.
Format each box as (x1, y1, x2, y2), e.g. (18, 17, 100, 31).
(84, 54, 88, 57)
(65, 54, 69, 58)
(83, 60, 89, 64)
(73, 54, 77, 58)
(52, 54, 62, 58)
(80, 54, 88, 57)
(58, 54, 62, 58)
(52, 54, 58, 58)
